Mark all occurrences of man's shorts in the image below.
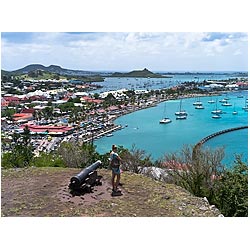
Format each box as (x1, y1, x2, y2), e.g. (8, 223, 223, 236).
(112, 167, 120, 175)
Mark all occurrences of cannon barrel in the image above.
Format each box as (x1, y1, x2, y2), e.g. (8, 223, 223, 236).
(70, 160, 102, 189)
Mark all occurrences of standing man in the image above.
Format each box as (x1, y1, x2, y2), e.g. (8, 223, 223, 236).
(110, 144, 122, 193)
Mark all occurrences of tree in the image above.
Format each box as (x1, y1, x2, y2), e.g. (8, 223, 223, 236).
(212, 156, 248, 217)
(57, 142, 100, 168)
(120, 144, 152, 173)
(2, 129, 34, 168)
(161, 145, 225, 199)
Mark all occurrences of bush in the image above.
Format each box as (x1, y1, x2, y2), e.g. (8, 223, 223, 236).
(57, 142, 100, 168)
(212, 156, 248, 217)
(119, 144, 152, 173)
(32, 152, 66, 168)
(161, 145, 225, 199)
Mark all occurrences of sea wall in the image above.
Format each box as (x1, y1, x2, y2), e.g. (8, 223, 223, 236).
(193, 125, 248, 152)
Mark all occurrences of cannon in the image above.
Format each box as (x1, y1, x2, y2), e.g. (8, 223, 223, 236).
(69, 160, 102, 193)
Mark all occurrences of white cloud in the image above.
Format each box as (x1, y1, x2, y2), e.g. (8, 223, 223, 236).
(1, 32, 248, 71)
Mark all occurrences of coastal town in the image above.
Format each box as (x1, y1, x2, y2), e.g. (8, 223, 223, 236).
(1, 31, 248, 222)
(1, 70, 248, 156)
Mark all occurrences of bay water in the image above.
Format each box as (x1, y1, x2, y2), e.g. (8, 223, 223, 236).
(95, 90, 248, 167)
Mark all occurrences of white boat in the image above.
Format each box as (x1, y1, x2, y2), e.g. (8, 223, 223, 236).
(211, 100, 223, 114)
(212, 114, 221, 119)
(222, 101, 232, 106)
(160, 102, 172, 124)
(232, 103, 238, 115)
(219, 99, 227, 103)
(195, 104, 204, 109)
(211, 109, 223, 114)
(208, 99, 215, 104)
(193, 96, 202, 106)
(176, 115, 187, 120)
(159, 118, 172, 124)
(175, 99, 188, 116)
(106, 133, 113, 137)
(242, 98, 248, 111)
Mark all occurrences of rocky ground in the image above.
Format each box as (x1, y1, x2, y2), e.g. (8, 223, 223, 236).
(1, 167, 223, 217)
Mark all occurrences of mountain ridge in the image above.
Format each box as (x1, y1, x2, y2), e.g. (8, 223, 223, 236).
(2, 64, 100, 76)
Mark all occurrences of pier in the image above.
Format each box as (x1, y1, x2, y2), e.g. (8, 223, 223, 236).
(193, 125, 248, 154)
(83, 124, 122, 143)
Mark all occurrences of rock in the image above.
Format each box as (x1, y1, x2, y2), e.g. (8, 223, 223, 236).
(199, 205, 208, 211)
(203, 197, 209, 203)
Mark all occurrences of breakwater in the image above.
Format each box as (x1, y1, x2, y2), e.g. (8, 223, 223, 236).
(193, 125, 248, 153)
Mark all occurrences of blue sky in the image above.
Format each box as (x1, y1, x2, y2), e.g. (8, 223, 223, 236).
(1, 32, 248, 72)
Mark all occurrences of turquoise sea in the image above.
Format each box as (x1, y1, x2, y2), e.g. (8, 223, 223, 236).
(93, 72, 247, 93)
(95, 90, 248, 167)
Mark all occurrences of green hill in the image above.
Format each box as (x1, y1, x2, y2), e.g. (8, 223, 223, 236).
(111, 68, 172, 78)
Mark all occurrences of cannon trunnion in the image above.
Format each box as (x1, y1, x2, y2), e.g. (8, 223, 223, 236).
(69, 160, 102, 193)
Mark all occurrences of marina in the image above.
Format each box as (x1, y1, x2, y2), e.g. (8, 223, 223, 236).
(95, 91, 248, 166)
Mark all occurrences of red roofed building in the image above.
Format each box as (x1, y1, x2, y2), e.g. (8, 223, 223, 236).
(108, 105, 119, 111)
(2, 96, 20, 105)
(81, 96, 103, 104)
(29, 95, 47, 101)
(21, 108, 35, 114)
(1, 98, 9, 107)
(20, 124, 74, 136)
(13, 113, 33, 122)
(236, 82, 248, 90)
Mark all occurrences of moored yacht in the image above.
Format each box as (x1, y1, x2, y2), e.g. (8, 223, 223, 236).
(232, 103, 238, 115)
(159, 117, 172, 124)
(222, 101, 232, 106)
(160, 102, 172, 124)
(175, 99, 188, 116)
(219, 99, 227, 103)
(212, 114, 221, 119)
(208, 99, 215, 104)
(193, 96, 202, 106)
(211, 100, 223, 114)
(176, 115, 187, 120)
(195, 104, 204, 109)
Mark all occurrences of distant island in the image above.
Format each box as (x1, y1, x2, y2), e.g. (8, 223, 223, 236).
(110, 68, 172, 78)
(1, 64, 105, 82)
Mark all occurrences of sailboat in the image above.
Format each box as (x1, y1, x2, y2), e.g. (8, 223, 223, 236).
(193, 96, 202, 106)
(219, 98, 227, 103)
(175, 99, 187, 119)
(222, 100, 232, 106)
(195, 104, 205, 109)
(232, 103, 238, 115)
(211, 100, 223, 115)
(159, 102, 172, 124)
(242, 98, 248, 111)
(212, 114, 221, 119)
(208, 97, 215, 104)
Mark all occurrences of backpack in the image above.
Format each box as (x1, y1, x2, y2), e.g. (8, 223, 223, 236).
(110, 154, 120, 168)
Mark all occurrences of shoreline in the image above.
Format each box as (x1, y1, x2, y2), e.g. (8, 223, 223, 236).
(83, 92, 220, 144)
(92, 90, 248, 161)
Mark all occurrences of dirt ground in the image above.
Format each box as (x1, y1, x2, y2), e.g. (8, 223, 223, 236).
(1, 167, 222, 217)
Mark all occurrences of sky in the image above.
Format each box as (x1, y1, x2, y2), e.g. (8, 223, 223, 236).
(1, 32, 248, 72)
